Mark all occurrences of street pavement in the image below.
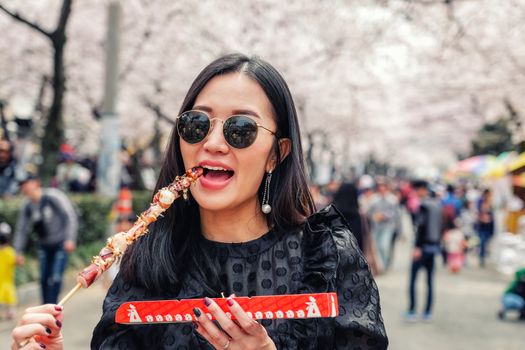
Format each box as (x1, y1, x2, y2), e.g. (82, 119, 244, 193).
(377, 238, 525, 350)
(1, 241, 524, 349)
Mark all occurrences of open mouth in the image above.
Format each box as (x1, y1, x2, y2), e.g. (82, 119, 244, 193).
(202, 166, 235, 181)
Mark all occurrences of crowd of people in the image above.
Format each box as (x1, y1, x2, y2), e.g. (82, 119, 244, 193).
(312, 174, 511, 322)
(315, 176, 495, 272)
(0, 138, 158, 199)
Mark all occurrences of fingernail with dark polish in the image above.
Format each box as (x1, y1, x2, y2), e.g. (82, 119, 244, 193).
(227, 298, 234, 307)
(40, 343, 46, 349)
(204, 297, 211, 307)
(45, 327, 52, 334)
(193, 307, 202, 318)
(56, 319, 62, 328)
(54, 305, 63, 311)
(192, 321, 199, 329)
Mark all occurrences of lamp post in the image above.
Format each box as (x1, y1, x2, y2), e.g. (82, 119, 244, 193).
(96, 1, 122, 198)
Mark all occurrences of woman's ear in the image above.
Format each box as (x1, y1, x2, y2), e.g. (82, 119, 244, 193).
(266, 138, 291, 172)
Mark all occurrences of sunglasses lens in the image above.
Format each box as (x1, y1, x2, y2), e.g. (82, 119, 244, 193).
(177, 111, 210, 144)
(224, 116, 258, 149)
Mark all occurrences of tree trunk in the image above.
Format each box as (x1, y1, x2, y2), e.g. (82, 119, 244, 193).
(36, 0, 72, 185)
(40, 42, 66, 185)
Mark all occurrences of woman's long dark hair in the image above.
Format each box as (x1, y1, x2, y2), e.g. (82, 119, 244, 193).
(120, 54, 314, 295)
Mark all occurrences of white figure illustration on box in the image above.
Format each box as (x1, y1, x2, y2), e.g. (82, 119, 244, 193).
(155, 315, 163, 322)
(127, 304, 142, 323)
(306, 296, 321, 318)
(330, 294, 337, 317)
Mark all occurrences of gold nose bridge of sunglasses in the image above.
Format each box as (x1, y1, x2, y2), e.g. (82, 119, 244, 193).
(207, 117, 225, 133)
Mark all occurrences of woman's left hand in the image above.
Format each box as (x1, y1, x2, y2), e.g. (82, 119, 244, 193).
(193, 296, 276, 350)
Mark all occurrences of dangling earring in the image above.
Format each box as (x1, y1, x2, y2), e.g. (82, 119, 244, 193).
(261, 171, 272, 214)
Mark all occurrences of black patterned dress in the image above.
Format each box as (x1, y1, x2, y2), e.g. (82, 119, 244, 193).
(91, 206, 388, 349)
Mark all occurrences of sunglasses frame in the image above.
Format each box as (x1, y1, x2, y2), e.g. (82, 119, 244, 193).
(176, 110, 276, 148)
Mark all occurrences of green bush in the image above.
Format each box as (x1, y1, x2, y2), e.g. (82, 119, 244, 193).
(1, 190, 154, 286)
(132, 190, 153, 217)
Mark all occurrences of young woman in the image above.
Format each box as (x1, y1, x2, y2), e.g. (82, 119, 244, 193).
(11, 54, 388, 350)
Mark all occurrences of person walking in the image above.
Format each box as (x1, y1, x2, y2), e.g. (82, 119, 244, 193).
(405, 180, 442, 322)
(476, 189, 495, 268)
(368, 178, 398, 271)
(13, 174, 78, 304)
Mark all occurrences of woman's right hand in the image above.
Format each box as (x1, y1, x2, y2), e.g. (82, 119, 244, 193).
(11, 304, 64, 350)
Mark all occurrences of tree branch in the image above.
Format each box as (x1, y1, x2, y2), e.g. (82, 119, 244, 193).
(142, 99, 176, 125)
(0, 3, 52, 38)
(56, 0, 73, 31)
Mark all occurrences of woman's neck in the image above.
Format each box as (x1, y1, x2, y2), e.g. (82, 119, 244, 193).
(200, 201, 269, 243)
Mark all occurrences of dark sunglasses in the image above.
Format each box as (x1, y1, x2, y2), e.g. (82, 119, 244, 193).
(176, 110, 276, 149)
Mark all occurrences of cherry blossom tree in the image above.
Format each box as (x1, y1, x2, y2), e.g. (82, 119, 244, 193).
(0, 0, 72, 183)
(0, 0, 524, 178)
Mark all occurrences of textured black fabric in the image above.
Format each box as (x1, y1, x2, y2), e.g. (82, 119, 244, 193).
(91, 206, 388, 349)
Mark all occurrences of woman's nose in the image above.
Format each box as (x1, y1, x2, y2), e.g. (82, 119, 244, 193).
(203, 120, 229, 154)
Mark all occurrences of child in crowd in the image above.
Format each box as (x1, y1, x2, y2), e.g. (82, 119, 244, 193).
(498, 267, 525, 321)
(0, 222, 16, 320)
(443, 219, 467, 273)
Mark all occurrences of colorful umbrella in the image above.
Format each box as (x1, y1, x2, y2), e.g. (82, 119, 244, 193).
(509, 151, 525, 175)
(454, 155, 496, 176)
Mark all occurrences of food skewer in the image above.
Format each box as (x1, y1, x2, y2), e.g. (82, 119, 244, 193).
(18, 166, 203, 348)
(73, 166, 202, 297)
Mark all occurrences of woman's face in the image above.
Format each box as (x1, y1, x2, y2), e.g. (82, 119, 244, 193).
(180, 72, 278, 212)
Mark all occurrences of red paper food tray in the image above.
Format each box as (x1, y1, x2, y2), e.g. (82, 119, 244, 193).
(116, 292, 339, 324)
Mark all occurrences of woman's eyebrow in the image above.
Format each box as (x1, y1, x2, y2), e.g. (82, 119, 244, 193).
(193, 106, 262, 119)
(193, 105, 212, 112)
(232, 109, 261, 119)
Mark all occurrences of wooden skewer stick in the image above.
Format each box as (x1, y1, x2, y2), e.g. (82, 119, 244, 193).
(58, 282, 83, 306)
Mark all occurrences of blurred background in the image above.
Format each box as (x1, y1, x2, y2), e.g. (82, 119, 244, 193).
(0, 0, 524, 349)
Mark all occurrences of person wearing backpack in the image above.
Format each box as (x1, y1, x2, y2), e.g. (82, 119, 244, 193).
(13, 174, 78, 304)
